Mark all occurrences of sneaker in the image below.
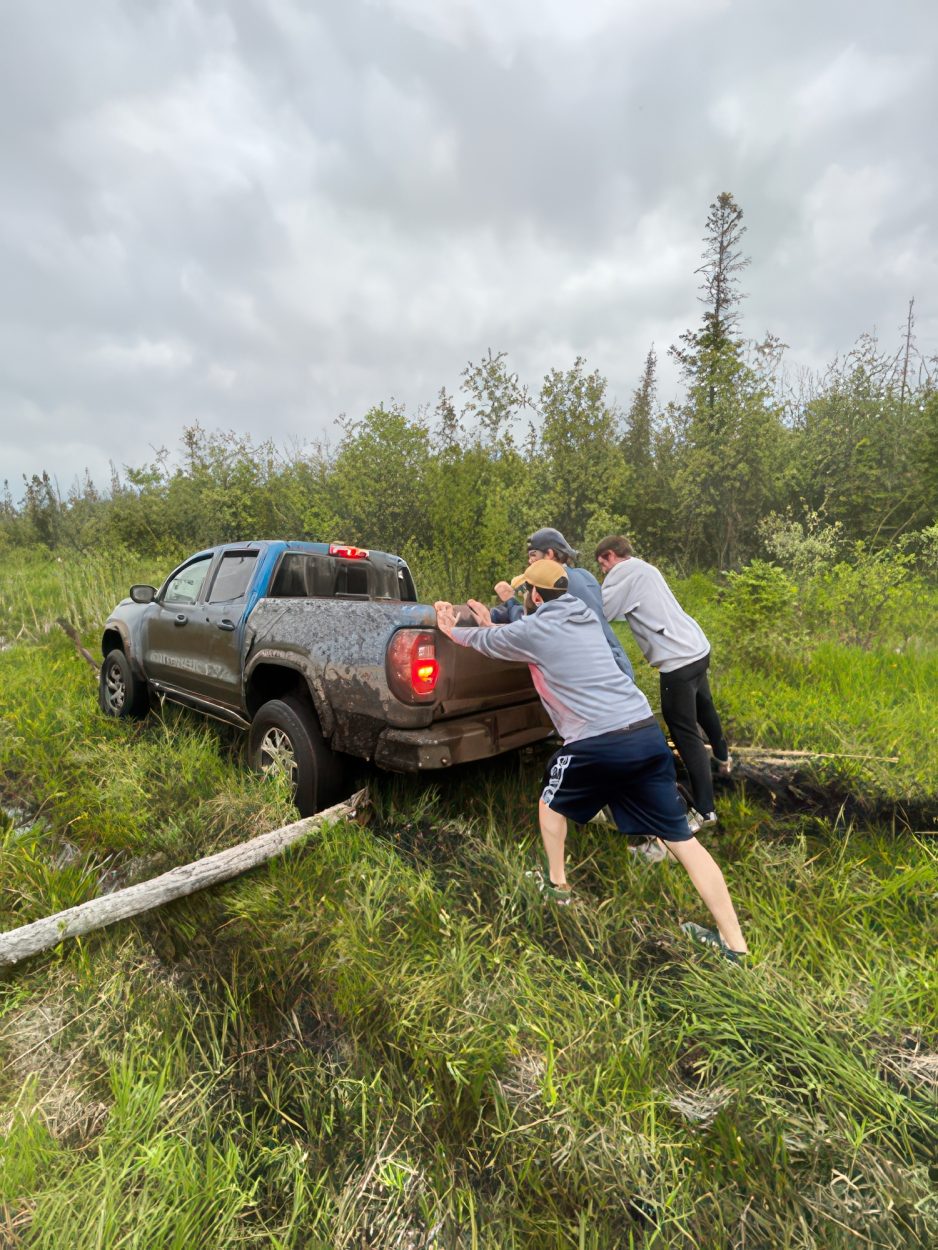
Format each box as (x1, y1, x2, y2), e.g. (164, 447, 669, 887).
(525, 850, 573, 905)
(629, 838, 668, 863)
(687, 809, 718, 834)
(681, 921, 747, 965)
(715, 753, 733, 777)
(588, 805, 615, 826)
(542, 879, 573, 905)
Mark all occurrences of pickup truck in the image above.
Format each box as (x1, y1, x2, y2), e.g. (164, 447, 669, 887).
(99, 540, 552, 814)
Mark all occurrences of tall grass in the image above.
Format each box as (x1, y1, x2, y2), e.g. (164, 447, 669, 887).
(0, 547, 174, 644)
(2, 799, 935, 1247)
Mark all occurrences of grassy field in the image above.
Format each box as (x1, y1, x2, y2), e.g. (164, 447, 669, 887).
(0, 550, 936, 1248)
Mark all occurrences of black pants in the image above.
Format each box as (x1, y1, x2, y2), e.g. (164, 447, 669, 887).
(659, 652, 728, 815)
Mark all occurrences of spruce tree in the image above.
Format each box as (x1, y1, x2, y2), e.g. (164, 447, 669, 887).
(624, 344, 656, 471)
(669, 193, 787, 567)
(671, 191, 749, 411)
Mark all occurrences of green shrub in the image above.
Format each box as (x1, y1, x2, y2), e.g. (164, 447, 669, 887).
(808, 546, 915, 649)
(720, 560, 800, 662)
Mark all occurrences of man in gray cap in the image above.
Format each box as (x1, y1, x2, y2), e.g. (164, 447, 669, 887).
(491, 527, 634, 680)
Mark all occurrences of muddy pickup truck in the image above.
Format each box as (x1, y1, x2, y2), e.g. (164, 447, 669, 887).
(99, 540, 552, 813)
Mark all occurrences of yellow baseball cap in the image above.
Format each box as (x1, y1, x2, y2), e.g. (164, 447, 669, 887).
(512, 558, 569, 593)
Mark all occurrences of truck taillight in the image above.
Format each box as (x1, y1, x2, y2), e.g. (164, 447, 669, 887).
(387, 630, 439, 703)
(412, 641, 439, 695)
(329, 543, 369, 559)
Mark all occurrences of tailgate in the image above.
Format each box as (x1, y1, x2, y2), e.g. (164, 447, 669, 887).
(432, 631, 539, 719)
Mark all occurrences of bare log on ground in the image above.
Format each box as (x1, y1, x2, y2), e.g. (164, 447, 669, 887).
(0, 790, 367, 969)
(56, 618, 100, 675)
(729, 746, 899, 763)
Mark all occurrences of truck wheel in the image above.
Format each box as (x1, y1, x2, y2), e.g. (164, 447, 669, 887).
(249, 696, 345, 817)
(99, 648, 149, 719)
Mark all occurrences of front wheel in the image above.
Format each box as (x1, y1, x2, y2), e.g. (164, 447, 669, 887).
(248, 696, 345, 816)
(98, 649, 150, 719)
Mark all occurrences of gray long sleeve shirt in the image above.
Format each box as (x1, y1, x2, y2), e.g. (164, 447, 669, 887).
(600, 557, 709, 673)
(490, 566, 634, 680)
(450, 594, 652, 744)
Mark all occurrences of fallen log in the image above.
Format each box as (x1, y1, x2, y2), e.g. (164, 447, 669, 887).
(0, 789, 367, 969)
(729, 746, 900, 764)
(57, 618, 100, 675)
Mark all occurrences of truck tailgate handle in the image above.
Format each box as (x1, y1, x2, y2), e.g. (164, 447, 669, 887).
(217, 618, 236, 631)
(174, 613, 188, 626)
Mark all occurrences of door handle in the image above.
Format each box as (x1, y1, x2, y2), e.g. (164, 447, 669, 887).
(217, 619, 236, 631)
(174, 614, 187, 626)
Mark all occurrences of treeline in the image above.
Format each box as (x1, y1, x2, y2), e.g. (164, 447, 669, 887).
(3, 194, 937, 600)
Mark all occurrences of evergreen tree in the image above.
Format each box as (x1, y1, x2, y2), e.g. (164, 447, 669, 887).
(794, 334, 932, 543)
(668, 194, 787, 567)
(923, 390, 938, 520)
(671, 191, 749, 411)
(623, 344, 656, 471)
(621, 344, 657, 549)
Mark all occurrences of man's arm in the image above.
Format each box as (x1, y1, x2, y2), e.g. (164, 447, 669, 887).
(490, 600, 523, 624)
(434, 601, 539, 664)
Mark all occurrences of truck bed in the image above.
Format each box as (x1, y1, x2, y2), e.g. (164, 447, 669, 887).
(245, 596, 553, 767)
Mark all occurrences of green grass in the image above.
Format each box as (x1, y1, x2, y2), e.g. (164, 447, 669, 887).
(0, 551, 936, 1247)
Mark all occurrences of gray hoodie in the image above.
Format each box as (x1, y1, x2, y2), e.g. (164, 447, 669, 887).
(451, 594, 652, 744)
(600, 557, 709, 673)
(490, 565, 634, 680)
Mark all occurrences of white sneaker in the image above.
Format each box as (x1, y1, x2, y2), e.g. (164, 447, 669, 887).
(687, 810, 718, 834)
(629, 838, 668, 863)
(588, 805, 615, 826)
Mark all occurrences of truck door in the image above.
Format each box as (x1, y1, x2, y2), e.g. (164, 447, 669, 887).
(188, 550, 259, 707)
(144, 553, 217, 690)
(150, 550, 258, 709)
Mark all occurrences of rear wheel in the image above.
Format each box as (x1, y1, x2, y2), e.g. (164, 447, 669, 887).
(249, 695, 345, 816)
(98, 648, 149, 719)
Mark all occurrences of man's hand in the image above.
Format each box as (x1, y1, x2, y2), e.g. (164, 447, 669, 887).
(433, 601, 458, 638)
(466, 599, 494, 627)
(494, 580, 515, 603)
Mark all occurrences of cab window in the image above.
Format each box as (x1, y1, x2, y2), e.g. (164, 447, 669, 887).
(163, 555, 213, 605)
(207, 552, 257, 603)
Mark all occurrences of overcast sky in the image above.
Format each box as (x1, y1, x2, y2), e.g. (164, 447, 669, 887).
(2, 0, 936, 494)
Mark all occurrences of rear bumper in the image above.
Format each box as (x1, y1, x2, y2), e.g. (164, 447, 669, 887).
(373, 700, 553, 772)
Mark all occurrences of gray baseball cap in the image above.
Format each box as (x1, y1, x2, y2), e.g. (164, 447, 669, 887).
(527, 527, 578, 561)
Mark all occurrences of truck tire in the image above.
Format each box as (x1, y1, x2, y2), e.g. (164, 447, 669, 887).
(249, 695, 345, 817)
(99, 648, 150, 719)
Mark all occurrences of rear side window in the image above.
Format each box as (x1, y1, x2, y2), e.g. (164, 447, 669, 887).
(269, 553, 309, 597)
(396, 565, 417, 602)
(208, 552, 257, 603)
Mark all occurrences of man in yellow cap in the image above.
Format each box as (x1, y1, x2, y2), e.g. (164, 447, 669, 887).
(434, 560, 748, 962)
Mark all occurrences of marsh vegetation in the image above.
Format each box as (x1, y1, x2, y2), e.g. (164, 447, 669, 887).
(0, 549, 935, 1249)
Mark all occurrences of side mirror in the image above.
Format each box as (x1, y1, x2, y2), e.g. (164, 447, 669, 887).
(130, 584, 157, 604)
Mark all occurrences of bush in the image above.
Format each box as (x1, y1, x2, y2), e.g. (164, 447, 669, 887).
(758, 508, 844, 579)
(719, 560, 799, 662)
(805, 544, 916, 651)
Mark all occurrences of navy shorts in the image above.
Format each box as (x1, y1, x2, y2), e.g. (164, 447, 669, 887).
(540, 724, 693, 842)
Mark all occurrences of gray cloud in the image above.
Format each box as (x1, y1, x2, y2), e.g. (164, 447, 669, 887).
(1, 0, 936, 492)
